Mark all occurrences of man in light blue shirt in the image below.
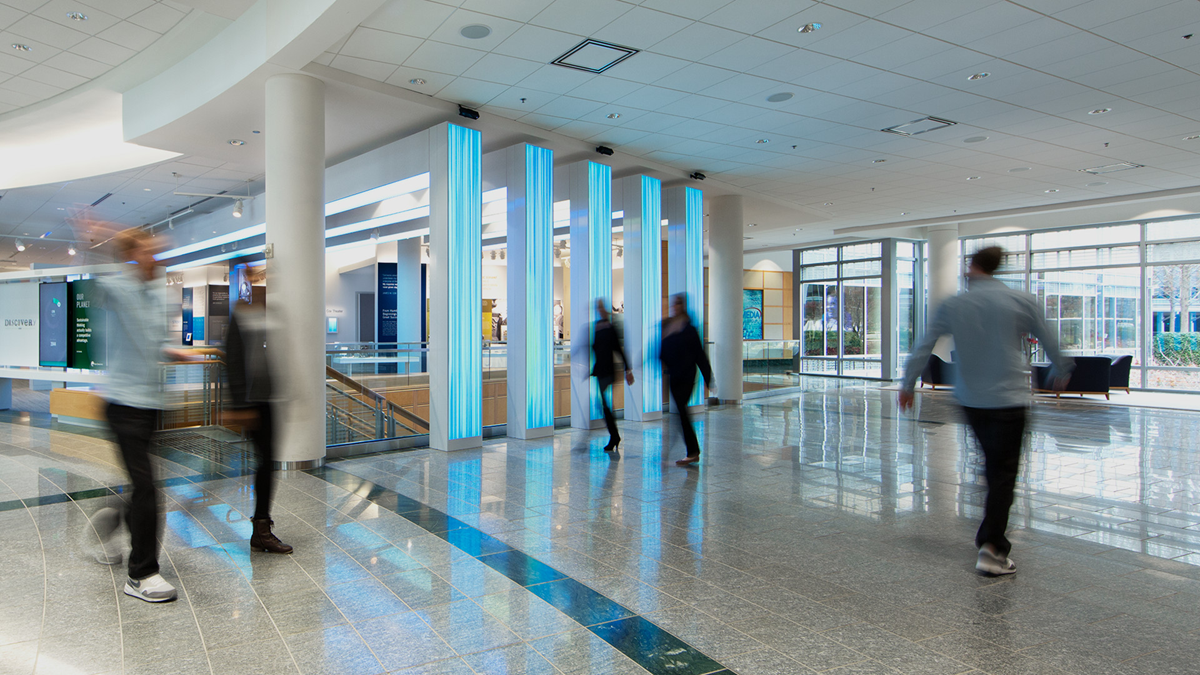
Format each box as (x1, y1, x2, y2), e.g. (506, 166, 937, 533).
(900, 246, 1072, 576)
(90, 228, 193, 603)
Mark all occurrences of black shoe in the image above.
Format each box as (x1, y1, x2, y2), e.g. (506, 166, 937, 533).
(604, 438, 620, 452)
(250, 518, 293, 554)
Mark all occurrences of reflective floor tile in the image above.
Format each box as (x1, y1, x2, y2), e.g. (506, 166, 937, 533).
(354, 611, 458, 671)
(284, 624, 386, 675)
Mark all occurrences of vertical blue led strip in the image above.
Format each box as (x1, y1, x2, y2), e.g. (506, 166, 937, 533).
(686, 187, 704, 407)
(448, 124, 482, 440)
(642, 176, 663, 414)
(589, 162, 613, 421)
(526, 145, 554, 430)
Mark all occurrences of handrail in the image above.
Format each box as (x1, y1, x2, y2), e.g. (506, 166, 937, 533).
(325, 385, 378, 434)
(325, 365, 429, 431)
(324, 381, 423, 436)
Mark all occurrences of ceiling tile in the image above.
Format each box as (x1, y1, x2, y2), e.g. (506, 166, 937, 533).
(892, 46, 991, 81)
(330, 54, 398, 82)
(0, 51, 39, 76)
(20, 62, 87, 89)
(312, 51, 334, 66)
(434, 77, 509, 107)
(1052, 0, 1178, 31)
(361, 0, 456, 39)
(749, 48, 840, 83)
(69, 36, 136, 66)
(613, 84, 687, 110)
(127, 2, 186, 33)
(96, 20, 160, 51)
(529, 0, 633, 36)
(823, 0, 911, 16)
(460, 53, 542, 86)
(41, 50, 109, 78)
(966, 17, 1077, 58)
(924, 2, 1040, 43)
(533, 94, 603, 118)
(657, 93, 727, 118)
(428, 8, 524, 50)
(402, 40, 487, 76)
(339, 27, 423, 65)
(756, 4, 867, 48)
(77, 0, 154, 20)
(698, 73, 779, 103)
(644, 22, 742, 61)
(491, 24, 582, 62)
(653, 62, 733, 93)
(0, 79, 57, 105)
(515, 63, 595, 94)
(803, 20, 911, 61)
(567, 75, 644, 104)
(459, 0, 556, 23)
(593, 7, 692, 49)
(701, 36, 792, 72)
(702, 0, 815, 35)
(8, 14, 89, 50)
(604, 51, 688, 84)
(638, 0, 732, 21)
(854, 33, 949, 71)
(33, 0, 122, 35)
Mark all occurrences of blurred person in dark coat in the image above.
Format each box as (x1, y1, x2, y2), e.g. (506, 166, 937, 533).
(592, 299, 633, 452)
(660, 294, 713, 466)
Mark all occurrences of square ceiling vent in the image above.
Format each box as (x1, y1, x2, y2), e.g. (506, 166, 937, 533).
(881, 116, 958, 136)
(1079, 162, 1144, 175)
(551, 39, 639, 74)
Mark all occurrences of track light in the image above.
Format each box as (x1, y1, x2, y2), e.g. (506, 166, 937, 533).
(232, 200, 244, 218)
(15, 240, 25, 252)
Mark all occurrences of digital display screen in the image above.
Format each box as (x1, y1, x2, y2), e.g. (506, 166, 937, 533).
(327, 317, 338, 334)
(70, 279, 105, 370)
(39, 282, 68, 367)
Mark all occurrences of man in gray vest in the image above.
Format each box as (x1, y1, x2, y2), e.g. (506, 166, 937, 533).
(900, 246, 1072, 576)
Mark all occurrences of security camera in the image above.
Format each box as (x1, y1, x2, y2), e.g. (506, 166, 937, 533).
(690, 172, 706, 181)
(458, 105, 480, 120)
(595, 146, 614, 156)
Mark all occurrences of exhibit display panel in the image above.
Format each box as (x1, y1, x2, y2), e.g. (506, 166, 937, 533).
(0, 283, 39, 368)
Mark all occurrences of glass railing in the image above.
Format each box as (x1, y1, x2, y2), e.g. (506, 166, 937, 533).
(159, 354, 226, 430)
(743, 340, 802, 394)
(326, 343, 430, 446)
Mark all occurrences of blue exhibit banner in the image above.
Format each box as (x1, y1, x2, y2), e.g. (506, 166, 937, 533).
(182, 287, 193, 346)
(378, 261, 398, 374)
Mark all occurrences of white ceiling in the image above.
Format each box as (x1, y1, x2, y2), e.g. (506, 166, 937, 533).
(314, 0, 1200, 249)
(2, 0, 1200, 264)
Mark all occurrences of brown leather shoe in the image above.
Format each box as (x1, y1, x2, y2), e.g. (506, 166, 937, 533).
(250, 518, 293, 554)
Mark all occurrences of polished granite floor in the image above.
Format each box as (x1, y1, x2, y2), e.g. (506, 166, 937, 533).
(3, 379, 1200, 674)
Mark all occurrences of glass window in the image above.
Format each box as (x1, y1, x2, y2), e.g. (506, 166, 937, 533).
(1031, 224, 1139, 249)
(1032, 246, 1139, 269)
(841, 242, 882, 260)
(1147, 218, 1200, 241)
(841, 259, 882, 277)
(801, 264, 838, 281)
(801, 247, 838, 265)
(897, 242, 915, 259)
(1147, 241, 1200, 264)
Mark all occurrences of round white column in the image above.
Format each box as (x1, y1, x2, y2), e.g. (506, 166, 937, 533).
(265, 73, 326, 468)
(926, 223, 960, 361)
(708, 194, 744, 402)
(927, 224, 960, 309)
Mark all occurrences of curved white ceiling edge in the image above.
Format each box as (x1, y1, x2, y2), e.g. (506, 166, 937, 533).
(123, 0, 388, 143)
(0, 90, 181, 190)
(0, 11, 231, 190)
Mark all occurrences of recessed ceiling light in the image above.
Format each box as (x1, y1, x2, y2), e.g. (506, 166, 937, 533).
(68, 246, 76, 256)
(606, 112, 620, 119)
(823, 202, 833, 206)
(12, 43, 31, 52)
(1086, 181, 1108, 187)
(872, 159, 886, 163)
(143, 187, 151, 191)
(798, 23, 822, 33)
(900, 212, 908, 215)
(1185, 135, 1200, 141)
(1009, 167, 1031, 173)
(1045, 189, 1059, 193)
(67, 11, 87, 21)
(251, 130, 260, 134)
(756, 138, 769, 144)
(228, 139, 245, 146)
(963, 135, 988, 143)
(747, 223, 757, 227)
(967, 176, 980, 180)
(1088, 108, 1111, 115)
(460, 24, 492, 39)
(409, 78, 425, 85)
(766, 92, 794, 103)
(57, 207, 64, 210)
(967, 72, 989, 80)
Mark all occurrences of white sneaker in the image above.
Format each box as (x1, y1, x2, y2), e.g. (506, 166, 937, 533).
(124, 574, 178, 603)
(87, 507, 122, 566)
(976, 545, 1016, 576)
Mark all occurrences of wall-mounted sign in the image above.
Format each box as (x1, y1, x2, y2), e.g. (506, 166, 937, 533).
(70, 279, 105, 370)
(182, 287, 193, 346)
(0, 283, 39, 367)
(39, 282, 68, 367)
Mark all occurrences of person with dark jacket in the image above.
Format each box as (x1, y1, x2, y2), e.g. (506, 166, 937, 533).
(225, 299, 292, 554)
(592, 299, 634, 452)
(660, 294, 713, 466)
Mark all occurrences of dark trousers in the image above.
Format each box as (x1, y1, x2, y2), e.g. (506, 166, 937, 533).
(596, 376, 619, 444)
(963, 406, 1027, 557)
(670, 376, 700, 457)
(246, 402, 277, 520)
(105, 403, 160, 580)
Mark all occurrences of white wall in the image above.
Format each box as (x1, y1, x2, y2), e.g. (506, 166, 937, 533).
(325, 245, 376, 344)
(743, 251, 792, 272)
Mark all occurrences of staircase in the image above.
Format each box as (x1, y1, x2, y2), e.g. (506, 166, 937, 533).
(325, 366, 429, 445)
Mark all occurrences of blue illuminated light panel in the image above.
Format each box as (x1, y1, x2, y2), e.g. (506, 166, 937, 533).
(589, 162, 613, 421)
(448, 124, 482, 441)
(526, 145, 554, 430)
(641, 176, 663, 414)
(686, 187, 704, 407)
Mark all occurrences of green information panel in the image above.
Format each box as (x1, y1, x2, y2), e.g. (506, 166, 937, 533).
(70, 279, 105, 370)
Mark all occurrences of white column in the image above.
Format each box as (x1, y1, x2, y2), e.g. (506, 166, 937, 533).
(395, 238, 422, 344)
(568, 161, 612, 430)
(506, 143, 555, 440)
(265, 73, 326, 468)
(926, 223, 960, 360)
(620, 175, 662, 421)
(708, 195, 743, 403)
(664, 185, 704, 408)
(428, 123, 483, 451)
